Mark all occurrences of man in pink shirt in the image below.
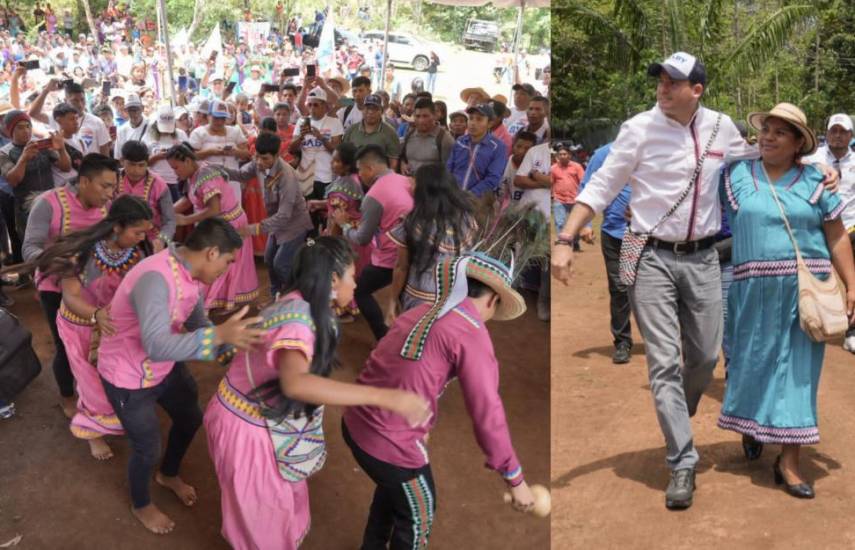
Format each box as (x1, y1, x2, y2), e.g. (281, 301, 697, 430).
(333, 144, 413, 341)
(343, 252, 536, 548)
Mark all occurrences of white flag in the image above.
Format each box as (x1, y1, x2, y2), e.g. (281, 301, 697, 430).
(200, 23, 224, 72)
(317, 13, 335, 75)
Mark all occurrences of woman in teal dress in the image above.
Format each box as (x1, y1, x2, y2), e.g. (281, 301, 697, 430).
(718, 103, 855, 499)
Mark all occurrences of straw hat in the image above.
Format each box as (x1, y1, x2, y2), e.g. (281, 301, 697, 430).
(747, 102, 817, 156)
(328, 75, 351, 95)
(459, 87, 490, 104)
(399, 253, 526, 361)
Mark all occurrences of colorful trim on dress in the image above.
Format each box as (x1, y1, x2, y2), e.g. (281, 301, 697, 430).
(206, 288, 260, 311)
(733, 258, 832, 281)
(718, 414, 819, 445)
(92, 242, 142, 276)
(59, 302, 95, 327)
(400, 258, 460, 361)
(216, 376, 267, 427)
(825, 201, 846, 222)
(140, 359, 156, 388)
(451, 306, 481, 329)
(221, 204, 244, 222)
(194, 327, 217, 361)
(402, 474, 435, 550)
(70, 411, 124, 439)
(404, 284, 436, 303)
(191, 165, 228, 197)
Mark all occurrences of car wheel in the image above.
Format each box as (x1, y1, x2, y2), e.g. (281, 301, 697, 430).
(412, 55, 429, 72)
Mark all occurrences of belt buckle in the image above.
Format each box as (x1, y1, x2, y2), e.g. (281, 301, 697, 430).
(672, 241, 691, 256)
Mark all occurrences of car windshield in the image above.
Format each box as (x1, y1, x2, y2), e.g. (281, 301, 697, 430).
(468, 21, 497, 34)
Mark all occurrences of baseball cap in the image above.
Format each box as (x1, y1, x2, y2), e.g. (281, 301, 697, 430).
(156, 104, 176, 133)
(125, 93, 143, 109)
(364, 94, 383, 108)
(210, 73, 225, 82)
(828, 113, 854, 132)
(192, 99, 210, 114)
(449, 110, 468, 121)
(511, 83, 536, 97)
(465, 103, 495, 119)
(209, 100, 229, 118)
(307, 87, 327, 103)
(647, 51, 707, 86)
(490, 99, 509, 119)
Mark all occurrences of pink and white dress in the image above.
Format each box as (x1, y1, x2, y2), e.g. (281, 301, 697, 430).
(188, 163, 259, 310)
(60, 242, 143, 439)
(204, 291, 316, 550)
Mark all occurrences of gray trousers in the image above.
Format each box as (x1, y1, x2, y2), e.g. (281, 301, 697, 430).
(629, 246, 722, 471)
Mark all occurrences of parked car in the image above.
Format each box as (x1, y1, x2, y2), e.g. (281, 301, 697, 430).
(302, 27, 361, 49)
(462, 19, 499, 52)
(360, 30, 433, 71)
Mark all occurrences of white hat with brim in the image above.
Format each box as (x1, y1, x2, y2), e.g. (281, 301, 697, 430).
(827, 113, 854, 133)
(748, 102, 817, 156)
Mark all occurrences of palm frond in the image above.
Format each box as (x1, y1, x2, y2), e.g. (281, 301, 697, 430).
(698, 0, 726, 55)
(722, 5, 815, 76)
(665, 0, 686, 52)
(554, 2, 644, 71)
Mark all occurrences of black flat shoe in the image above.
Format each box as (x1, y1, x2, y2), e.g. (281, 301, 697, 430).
(741, 434, 763, 461)
(773, 455, 814, 499)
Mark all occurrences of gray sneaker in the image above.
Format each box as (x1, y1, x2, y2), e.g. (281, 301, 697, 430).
(665, 468, 695, 509)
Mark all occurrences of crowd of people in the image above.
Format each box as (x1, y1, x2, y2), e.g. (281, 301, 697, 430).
(553, 51, 855, 509)
(0, 8, 553, 548)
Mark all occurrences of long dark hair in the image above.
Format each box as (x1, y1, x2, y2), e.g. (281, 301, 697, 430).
(252, 236, 355, 420)
(405, 164, 475, 278)
(12, 195, 153, 279)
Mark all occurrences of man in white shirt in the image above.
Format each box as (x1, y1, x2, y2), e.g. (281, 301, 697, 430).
(804, 114, 855, 352)
(552, 52, 755, 511)
(29, 80, 112, 157)
(114, 94, 150, 159)
(512, 140, 551, 322)
(288, 87, 343, 201)
(338, 75, 371, 131)
(505, 83, 534, 136)
(188, 100, 250, 200)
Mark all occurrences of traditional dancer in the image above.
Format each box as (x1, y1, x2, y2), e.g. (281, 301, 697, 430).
(386, 163, 477, 323)
(119, 140, 176, 251)
(167, 143, 259, 311)
(220, 132, 313, 297)
(343, 253, 536, 549)
(22, 153, 117, 418)
(204, 236, 430, 550)
(21, 195, 153, 459)
(97, 218, 266, 535)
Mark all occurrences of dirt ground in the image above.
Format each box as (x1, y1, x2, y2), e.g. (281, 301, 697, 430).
(0, 261, 549, 549)
(551, 234, 855, 550)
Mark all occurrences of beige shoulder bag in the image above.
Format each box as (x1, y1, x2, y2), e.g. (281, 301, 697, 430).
(766, 174, 848, 342)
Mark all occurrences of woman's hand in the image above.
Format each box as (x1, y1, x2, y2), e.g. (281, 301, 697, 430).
(95, 306, 116, 337)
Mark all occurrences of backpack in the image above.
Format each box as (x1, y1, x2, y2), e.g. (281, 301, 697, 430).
(399, 126, 449, 173)
(0, 308, 42, 401)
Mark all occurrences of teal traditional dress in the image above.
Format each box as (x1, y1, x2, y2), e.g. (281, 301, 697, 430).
(717, 159, 844, 444)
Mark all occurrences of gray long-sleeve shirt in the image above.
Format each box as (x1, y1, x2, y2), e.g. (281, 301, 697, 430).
(155, 190, 177, 240)
(130, 270, 214, 362)
(224, 157, 313, 243)
(22, 196, 54, 262)
(344, 195, 383, 246)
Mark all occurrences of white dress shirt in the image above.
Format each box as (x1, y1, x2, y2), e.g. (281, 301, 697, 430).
(803, 145, 855, 229)
(576, 104, 756, 242)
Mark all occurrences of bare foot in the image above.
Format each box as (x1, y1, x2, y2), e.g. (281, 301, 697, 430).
(88, 437, 114, 461)
(60, 396, 76, 419)
(131, 503, 175, 535)
(155, 472, 198, 506)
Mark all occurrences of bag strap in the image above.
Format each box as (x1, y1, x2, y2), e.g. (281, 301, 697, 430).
(648, 112, 723, 234)
(764, 162, 805, 264)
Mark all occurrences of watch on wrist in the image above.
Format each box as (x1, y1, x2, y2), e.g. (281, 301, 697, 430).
(554, 238, 574, 247)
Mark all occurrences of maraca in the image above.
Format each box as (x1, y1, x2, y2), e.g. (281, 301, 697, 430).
(503, 483, 551, 517)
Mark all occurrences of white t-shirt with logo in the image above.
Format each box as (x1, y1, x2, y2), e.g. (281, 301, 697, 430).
(505, 106, 528, 136)
(339, 104, 364, 132)
(511, 142, 551, 218)
(143, 129, 189, 186)
(299, 115, 344, 185)
(50, 111, 111, 155)
(189, 125, 248, 199)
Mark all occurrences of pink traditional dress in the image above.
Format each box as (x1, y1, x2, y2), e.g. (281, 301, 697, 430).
(204, 291, 316, 550)
(35, 185, 109, 294)
(120, 171, 172, 243)
(60, 242, 143, 439)
(188, 163, 259, 310)
(326, 174, 369, 317)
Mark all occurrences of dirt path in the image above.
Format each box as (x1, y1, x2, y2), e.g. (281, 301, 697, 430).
(0, 262, 549, 549)
(551, 236, 855, 549)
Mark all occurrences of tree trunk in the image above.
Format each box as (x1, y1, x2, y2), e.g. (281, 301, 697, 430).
(80, 0, 99, 44)
(187, 0, 204, 40)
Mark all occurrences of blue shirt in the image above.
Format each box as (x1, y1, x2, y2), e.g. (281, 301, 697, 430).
(579, 143, 631, 240)
(446, 133, 507, 198)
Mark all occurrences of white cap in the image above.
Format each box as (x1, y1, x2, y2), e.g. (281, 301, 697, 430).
(307, 87, 327, 102)
(156, 104, 176, 133)
(210, 73, 225, 82)
(827, 113, 853, 132)
(125, 93, 143, 109)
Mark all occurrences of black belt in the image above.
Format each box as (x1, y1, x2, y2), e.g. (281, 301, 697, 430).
(649, 236, 717, 255)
